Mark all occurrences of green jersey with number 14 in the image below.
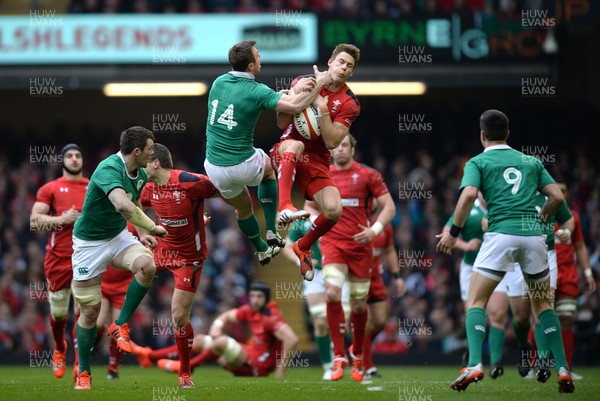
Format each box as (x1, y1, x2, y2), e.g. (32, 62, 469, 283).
(460, 144, 555, 236)
(205, 72, 283, 167)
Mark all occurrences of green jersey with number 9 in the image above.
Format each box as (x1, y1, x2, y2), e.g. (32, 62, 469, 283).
(205, 71, 283, 167)
(460, 144, 555, 236)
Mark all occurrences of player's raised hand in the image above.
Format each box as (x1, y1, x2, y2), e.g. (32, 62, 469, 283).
(293, 77, 317, 93)
(312, 94, 329, 109)
(152, 225, 168, 237)
(61, 205, 80, 225)
(313, 65, 332, 85)
(139, 234, 159, 248)
(353, 224, 376, 244)
(435, 232, 456, 255)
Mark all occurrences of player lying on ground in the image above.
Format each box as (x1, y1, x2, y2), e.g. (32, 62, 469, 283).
(131, 282, 299, 379)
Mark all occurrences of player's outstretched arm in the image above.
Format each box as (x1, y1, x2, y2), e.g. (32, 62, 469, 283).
(436, 186, 478, 255)
(275, 67, 332, 115)
(208, 309, 238, 338)
(440, 225, 480, 252)
(108, 188, 167, 238)
(273, 323, 299, 379)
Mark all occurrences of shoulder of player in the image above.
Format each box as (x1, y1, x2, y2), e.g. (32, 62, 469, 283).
(343, 84, 360, 107)
(359, 162, 383, 177)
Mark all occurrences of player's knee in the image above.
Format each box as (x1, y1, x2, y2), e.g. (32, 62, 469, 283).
(313, 318, 329, 337)
(350, 298, 368, 313)
(49, 289, 71, 320)
(487, 308, 506, 327)
(349, 281, 370, 301)
(322, 202, 342, 221)
(556, 298, 576, 328)
(171, 309, 190, 328)
(211, 335, 230, 352)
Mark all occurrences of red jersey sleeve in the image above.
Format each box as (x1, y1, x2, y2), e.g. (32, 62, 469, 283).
(263, 315, 285, 334)
(235, 305, 252, 322)
(368, 169, 390, 198)
(179, 172, 218, 199)
(35, 182, 54, 206)
(140, 185, 152, 208)
(334, 97, 360, 129)
(572, 211, 584, 243)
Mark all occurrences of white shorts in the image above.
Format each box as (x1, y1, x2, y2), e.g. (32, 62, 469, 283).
(459, 259, 473, 302)
(303, 269, 350, 303)
(473, 232, 548, 275)
(494, 249, 557, 297)
(203, 148, 266, 199)
(72, 228, 140, 281)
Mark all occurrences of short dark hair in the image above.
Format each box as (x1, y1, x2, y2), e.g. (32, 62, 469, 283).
(229, 40, 257, 72)
(120, 126, 154, 155)
(331, 43, 360, 65)
(479, 109, 509, 141)
(152, 143, 173, 169)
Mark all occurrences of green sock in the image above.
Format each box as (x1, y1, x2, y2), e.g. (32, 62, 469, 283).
(237, 215, 268, 252)
(116, 279, 150, 325)
(258, 179, 278, 233)
(512, 318, 530, 348)
(315, 334, 333, 365)
(466, 307, 486, 367)
(76, 323, 96, 374)
(538, 309, 569, 373)
(488, 327, 505, 365)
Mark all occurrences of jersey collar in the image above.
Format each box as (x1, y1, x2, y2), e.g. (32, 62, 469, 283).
(228, 71, 255, 80)
(116, 151, 139, 179)
(484, 144, 511, 152)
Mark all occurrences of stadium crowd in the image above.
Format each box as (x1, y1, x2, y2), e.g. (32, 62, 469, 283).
(65, 0, 540, 19)
(0, 114, 599, 363)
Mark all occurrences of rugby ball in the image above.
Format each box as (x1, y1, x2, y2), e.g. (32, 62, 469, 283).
(293, 106, 321, 140)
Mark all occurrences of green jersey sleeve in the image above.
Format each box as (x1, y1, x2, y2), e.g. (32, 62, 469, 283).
(94, 164, 124, 195)
(251, 83, 282, 110)
(555, 200, 572, 225)
(537, 163, 556, 190)
(460, 159, 481, 190)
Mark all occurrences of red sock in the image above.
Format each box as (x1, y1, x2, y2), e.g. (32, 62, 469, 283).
(73, 314, 79, 365)
(562, 327, 574, 370)
(277, 152, 298, 210)
(109, 338, 122, 371)
(298, 214, 337, 251)
(351, 310, 368, 355)
(326, 301, 346, 356)
(176, 323, 194, 375)
(150, 344, 179, 362)
(190, 348, 220, 369)
(528, 327, 537, 365)
(363, 331, 378, 370)
(50, 316, 66, 352)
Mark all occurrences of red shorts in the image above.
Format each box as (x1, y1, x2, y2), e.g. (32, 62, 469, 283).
(556, 265, 579, 299)
(44, 252, 72, 292)
(270, 143, 334, 200)
(225, 344, 275, 377)
(368, 266, 388, 304)
(156, 259, 203, 293)
(320, 239, 372, 279)
(101, 282, 128, 309)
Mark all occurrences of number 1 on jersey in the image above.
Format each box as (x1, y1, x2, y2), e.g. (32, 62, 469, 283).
(503, 167, 522, 195)
(209, 100, 238, 130)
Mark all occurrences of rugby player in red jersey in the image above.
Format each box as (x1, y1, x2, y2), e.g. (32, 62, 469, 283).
(30, 144, 88, 379)
(554, 183, 596, 376)
(364, 220, 405, 378)
(305, 134, 395, 382)
(131, 143, 219, 388)
(155, 282, 299, 379)
(270, 44, 361, 281)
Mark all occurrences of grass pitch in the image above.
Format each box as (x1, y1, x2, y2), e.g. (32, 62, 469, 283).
(0, 365, 598, 401)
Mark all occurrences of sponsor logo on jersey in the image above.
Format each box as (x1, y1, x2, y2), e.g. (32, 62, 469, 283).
(78, 267, 89, 275)
(341, 198, 359, 207)
(59, 187, 68, 192)
(352, 173, 359, 184)
(159, 217, 189, 227)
